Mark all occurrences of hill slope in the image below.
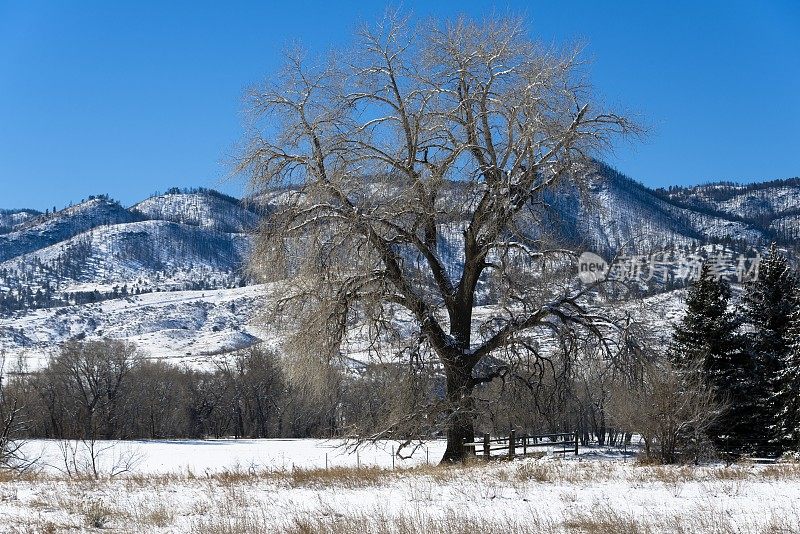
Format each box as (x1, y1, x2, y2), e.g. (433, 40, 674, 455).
(0, 169, 797, 361)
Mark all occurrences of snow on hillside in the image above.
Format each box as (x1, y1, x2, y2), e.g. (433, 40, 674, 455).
(0, 285, 272, 369)
(0, 208, 40, 231)
(658, 178, 800, 236)
(132, 190, 259, 233)
(1, 220, 250, 294)
(0, 172, 794, 368)
(716, 185, 800, 218)
(771, 213, 800, 240)
(564, 167, 766, 253)
(0, 198, 139, 262)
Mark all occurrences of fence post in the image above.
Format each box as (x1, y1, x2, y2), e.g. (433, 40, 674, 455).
(574, 430, 579, 456)
(509, 429, 516, 459)
(522, 433, 527, 456)
(483, 433, 490, 461)
(465, 435, 476, 457)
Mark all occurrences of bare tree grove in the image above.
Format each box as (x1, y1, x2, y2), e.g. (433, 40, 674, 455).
(237, 13, 636, 462)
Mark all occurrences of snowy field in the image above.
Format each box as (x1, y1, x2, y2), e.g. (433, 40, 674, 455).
(3, 440, 800, 533)
(20, 438, 447, 475)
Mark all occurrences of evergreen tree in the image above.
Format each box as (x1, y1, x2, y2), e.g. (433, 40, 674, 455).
(772, 294, 800, 452)
(742, 243, 799, 453)
(671, 264, 751, 454)
(671, 264, 739, 372)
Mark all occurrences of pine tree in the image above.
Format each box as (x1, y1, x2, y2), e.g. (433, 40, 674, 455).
(671, 264, 751, 454)
(672, 264, 739, 372)
(742, 243, 799, 453)
(774, 303, 800, 452)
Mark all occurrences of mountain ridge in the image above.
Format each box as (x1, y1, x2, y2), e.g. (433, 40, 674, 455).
(1, 169, 797, 363)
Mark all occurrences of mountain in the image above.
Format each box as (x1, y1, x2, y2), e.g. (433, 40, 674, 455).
(544, 163, 770, 254)
(0, 190, 255, 314)
(653, 177, 800, 241)
(131, 188, 260, 233)
(0, 170, 798, 365)
(0, 197, 139, 263)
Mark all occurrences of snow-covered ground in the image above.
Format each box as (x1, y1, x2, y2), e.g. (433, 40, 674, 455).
(2, 439, 800, 533)
(21, 438, 446, 475)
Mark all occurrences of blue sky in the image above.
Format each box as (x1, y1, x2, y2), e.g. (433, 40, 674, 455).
(1, 1, 798, 211)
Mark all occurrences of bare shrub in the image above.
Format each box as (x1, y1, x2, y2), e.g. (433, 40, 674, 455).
(609, 360, 722, 464)
(82, 498, 115, 529)
(563, 505, 645, 534)
(54, 438, 142, 480)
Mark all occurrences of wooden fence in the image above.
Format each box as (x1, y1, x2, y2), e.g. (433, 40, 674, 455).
(464, 430, 579, 460)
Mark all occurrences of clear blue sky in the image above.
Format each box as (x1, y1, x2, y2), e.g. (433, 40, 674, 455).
(1, 1, 798, 211)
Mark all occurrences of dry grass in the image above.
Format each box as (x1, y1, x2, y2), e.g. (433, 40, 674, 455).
(5, 458, 800, 533)
(193, 508, 554, 534)
(515, 460, 616, 484)
(198, 462, 471, 489)
(81, 498, 115, 529)
(286, 465, 391, 487)
(129, 499, 176, 529)
(563, 506, 646, 533)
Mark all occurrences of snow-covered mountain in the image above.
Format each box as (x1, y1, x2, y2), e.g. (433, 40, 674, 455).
(544, 164, 772, 253)
(654, 177, 800, 241)
(0, 197, 139, 263)
(0, 190, 255, 314)
(0, 170, 797, 364)
(131, 188, 259, 233)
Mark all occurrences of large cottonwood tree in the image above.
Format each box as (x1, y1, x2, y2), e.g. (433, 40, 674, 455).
(238, 14, 635, 462)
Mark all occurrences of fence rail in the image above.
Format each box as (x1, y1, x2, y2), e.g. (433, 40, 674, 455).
(464, 430, 579, 460)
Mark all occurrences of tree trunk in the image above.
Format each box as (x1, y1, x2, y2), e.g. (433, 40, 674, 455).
(440, 362, 476, 463)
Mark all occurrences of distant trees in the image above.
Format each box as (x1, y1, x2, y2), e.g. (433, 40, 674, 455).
(9, 341, 319, 441)
(0, 352, 33, 471)
(216, 347, 288, 438)
(32, 340, 141, 440)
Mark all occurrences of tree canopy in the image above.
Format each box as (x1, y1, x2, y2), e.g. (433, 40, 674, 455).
(238, 13, 636, 462)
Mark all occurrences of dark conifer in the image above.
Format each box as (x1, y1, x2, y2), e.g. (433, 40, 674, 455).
(671, 263, 751, 454)
(742, 243, 799, 454)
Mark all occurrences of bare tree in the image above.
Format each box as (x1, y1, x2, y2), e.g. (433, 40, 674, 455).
(238, 13, 636, 462)
(0, 352, 36, 472)
(46, 339, 141, 440)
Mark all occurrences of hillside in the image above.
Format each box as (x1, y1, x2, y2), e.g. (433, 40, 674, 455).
(132, 188, 259, 233)
(0, 190, 255, 314)
(0, 208, 40, 233)
(0, 170, 798, 362)
(546, 164, 768, 254)
(655, 177, 800, 241)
